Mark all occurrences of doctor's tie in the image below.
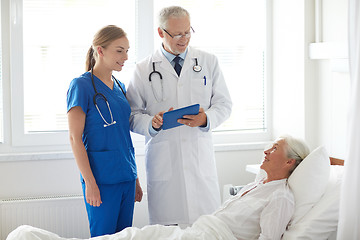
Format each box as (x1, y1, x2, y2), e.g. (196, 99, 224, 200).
(173, 56, 182, 76)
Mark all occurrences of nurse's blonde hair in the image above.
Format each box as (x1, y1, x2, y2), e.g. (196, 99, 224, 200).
(85, 25, 127, 71)
(158, 6, 190, 29)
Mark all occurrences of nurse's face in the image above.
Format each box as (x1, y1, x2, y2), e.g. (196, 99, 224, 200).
(101, 36, 129, 72)
(159, 16, 191, 55)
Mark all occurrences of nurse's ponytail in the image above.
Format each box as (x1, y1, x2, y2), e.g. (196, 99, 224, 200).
(85, 25, 127, 72)
(86, 47, 95, 71)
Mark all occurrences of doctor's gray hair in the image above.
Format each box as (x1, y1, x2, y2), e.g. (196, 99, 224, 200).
(86, 25, 127, 71)
(158, 6, 190, 29)
(279, 135, 310, 173)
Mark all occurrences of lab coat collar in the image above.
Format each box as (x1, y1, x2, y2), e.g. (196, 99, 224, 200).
(152, 46, 197, 77)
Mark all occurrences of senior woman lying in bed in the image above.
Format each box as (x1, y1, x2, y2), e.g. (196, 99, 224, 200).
(7, 135, 310, 240)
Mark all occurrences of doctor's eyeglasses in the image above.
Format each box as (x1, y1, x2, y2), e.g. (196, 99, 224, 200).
(162, 27, 195, 40)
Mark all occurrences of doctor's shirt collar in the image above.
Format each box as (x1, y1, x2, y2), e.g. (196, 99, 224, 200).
(161, 44, 188, 64)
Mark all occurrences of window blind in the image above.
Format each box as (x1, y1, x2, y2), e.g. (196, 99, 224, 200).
(22, 0, 136, 133)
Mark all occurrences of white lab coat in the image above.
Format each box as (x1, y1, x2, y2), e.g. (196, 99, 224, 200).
(127, 46, 232, 225)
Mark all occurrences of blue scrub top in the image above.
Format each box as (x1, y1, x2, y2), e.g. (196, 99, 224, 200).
(67, 72, 137, 184)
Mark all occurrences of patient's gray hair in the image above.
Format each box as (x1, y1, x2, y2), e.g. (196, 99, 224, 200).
(280, 135, 310, 173)
(158, 6, 190, 29)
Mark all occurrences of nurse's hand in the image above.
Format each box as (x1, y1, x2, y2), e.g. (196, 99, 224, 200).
(152, 108, 173, 130)
(85, 181, 102, 207)
(178, 107, 207, 128)
(135, 178, 143, 202)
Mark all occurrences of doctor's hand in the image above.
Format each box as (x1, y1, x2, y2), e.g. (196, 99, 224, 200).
(178, 107, 207, 128)
(85, 180, 102, 207)
(152, 108, 174, 130)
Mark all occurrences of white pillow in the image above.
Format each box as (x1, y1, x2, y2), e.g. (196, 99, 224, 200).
(283, 165, 343, 239)
(287, 146, 331, 226)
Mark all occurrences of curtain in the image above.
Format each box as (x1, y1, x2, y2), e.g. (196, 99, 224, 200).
(337, 0, 360, 239)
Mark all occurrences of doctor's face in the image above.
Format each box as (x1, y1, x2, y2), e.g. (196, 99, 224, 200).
(159, 16, 191, 55)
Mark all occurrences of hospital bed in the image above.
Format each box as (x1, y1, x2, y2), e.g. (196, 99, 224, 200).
(230, 146, 344, 240)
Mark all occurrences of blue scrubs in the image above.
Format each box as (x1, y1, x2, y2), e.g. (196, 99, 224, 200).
(67, 72, 137, 237)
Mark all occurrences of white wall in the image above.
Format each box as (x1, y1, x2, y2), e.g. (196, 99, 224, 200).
(0, 158, 81, 199)
(272, 0, 349, 159)
(317, 0, 349, 159)
(272, 0, 308, 141)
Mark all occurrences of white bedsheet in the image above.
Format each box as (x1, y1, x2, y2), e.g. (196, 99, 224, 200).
(6, 215, 236, 240)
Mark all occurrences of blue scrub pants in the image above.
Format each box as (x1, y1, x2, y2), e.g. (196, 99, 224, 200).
(82, 180, 136, 237)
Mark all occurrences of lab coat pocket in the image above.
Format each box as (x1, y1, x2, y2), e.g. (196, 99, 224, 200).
(145, 141, 172, 181)
(198, 137, 217, 177)
(88, 150, 136, 184)
(191, 78, 211, 107)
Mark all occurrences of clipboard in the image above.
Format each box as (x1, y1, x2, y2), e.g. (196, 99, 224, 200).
(162, 104, 200, 130)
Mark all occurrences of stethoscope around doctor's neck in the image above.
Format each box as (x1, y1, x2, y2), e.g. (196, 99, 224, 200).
(148, 57, 202, 102)
(91, 68, 126, 128)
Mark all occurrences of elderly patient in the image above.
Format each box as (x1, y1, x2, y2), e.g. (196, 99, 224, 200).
(7, 135, 310, 240)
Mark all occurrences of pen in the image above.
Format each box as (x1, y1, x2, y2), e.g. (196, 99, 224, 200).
(204, 76, 206, 85)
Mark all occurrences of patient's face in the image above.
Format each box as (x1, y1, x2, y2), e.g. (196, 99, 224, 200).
(261, 139, 289, 173)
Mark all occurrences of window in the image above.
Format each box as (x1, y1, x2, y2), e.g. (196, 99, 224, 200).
(154, 0, 269, 134)
(23, 0, 136, 133)
(9, 0, 271, 148)
(10, 0, 136, 145)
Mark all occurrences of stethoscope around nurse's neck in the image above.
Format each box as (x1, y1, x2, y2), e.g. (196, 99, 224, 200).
(148, 57, 202, 102)
(91, 68, 126, 127)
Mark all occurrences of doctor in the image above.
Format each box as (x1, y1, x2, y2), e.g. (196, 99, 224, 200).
(127, 6, 232, 226)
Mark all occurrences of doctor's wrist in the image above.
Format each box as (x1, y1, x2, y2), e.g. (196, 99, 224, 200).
(152, 126, 162, 131)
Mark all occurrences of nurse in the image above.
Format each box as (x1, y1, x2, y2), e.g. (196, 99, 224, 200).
(67, 25, 143, 237)
(127, 6, 232, 226)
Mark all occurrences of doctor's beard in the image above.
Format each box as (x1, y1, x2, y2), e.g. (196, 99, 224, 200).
(163, 40, 189, 55)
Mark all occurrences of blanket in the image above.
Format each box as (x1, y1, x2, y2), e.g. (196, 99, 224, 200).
(6, 215, 236, 240)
